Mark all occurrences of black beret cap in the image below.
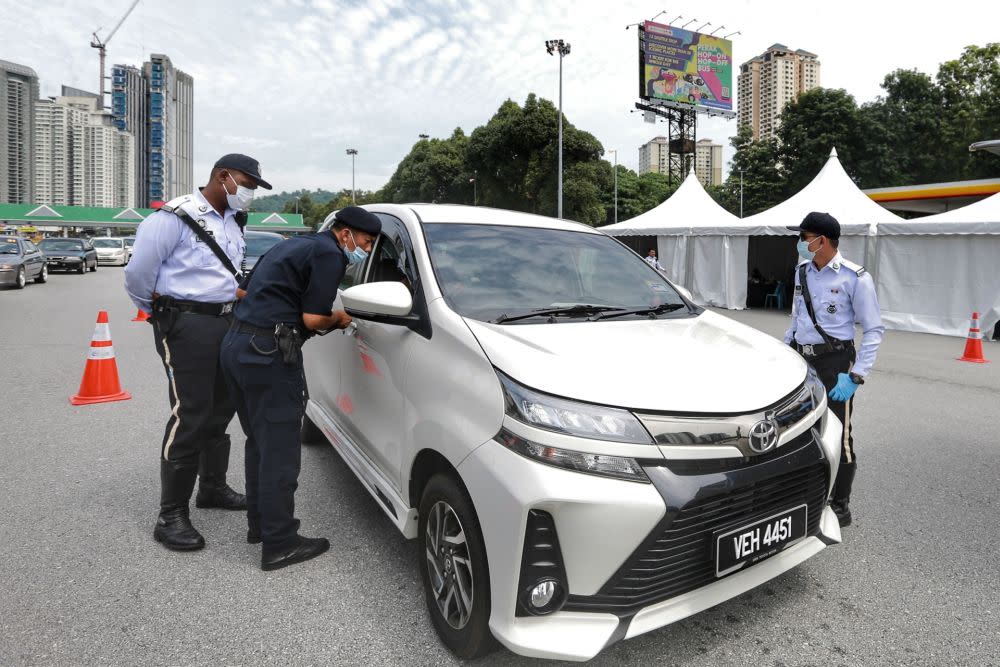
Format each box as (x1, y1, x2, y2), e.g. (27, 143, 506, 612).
(787, 211, 840, 240)
(213, 153, 272, 190)
(334, 206, 382, 236)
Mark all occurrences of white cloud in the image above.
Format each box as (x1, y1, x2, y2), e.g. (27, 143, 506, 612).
(2, 0, 997, 193)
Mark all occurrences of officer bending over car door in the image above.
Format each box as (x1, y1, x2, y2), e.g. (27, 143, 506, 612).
(783, 212, 884, 528)
(124, 153, 271, 552)
(220, 206, 381, 571)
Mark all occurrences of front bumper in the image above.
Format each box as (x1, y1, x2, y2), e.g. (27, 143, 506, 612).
(96, 253, 125, 264)
(46, 257, 84, 270)
(458, 410, 843, 662)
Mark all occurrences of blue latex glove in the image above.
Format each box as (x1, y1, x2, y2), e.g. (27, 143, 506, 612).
(829, 373, 858, 402)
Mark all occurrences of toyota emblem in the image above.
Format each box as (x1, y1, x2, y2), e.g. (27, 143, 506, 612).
(748, 419, 779, 453)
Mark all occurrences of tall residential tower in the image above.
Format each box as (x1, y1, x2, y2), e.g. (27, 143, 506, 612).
(144, 54, 193, 203)
(111, 64, 148, 207)
(0, 59, 39, 204)
(737, 45, 821, 140)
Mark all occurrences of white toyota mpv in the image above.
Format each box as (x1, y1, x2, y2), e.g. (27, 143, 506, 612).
(301, 204, 844, 661)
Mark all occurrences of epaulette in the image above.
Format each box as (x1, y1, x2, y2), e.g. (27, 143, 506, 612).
(159, 194, 192, 214)
(841, 259, 866, 277)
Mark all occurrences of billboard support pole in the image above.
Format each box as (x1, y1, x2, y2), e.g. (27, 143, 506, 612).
(558, 50, 563, 219)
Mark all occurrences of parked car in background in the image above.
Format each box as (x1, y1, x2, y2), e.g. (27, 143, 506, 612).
(38, 237, 98, 274)
(241, 230, 285, 273)
(92, 237, 129, 266)
(0, 236, 47, 289)
(122, 236, 136, 262)
(301, 204, 844, 661)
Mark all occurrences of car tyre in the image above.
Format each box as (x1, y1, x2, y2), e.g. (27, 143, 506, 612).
(15, 266, 26, 289)
(418, 472, 496, 660)
(78, 260, 87, 274)
(35, 264, 47, 283)
(300, 412, 325, 445)
(89, 259, 97, 272)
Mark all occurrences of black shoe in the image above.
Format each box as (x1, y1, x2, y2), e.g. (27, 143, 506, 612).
(196, 483, 247, 511)
(247, 528, 262, 544)
(261, 536, 330, 571)
(154, 506, 206, 551)
(831, 500, 852, 527)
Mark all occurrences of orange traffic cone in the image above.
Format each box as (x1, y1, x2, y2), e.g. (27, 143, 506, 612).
(957, 312, 990, 364)
(131, 309, 150, 322)
(70, 311, 132, 405)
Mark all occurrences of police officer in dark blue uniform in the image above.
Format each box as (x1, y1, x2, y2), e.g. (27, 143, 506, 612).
(220, 206, 381, 571)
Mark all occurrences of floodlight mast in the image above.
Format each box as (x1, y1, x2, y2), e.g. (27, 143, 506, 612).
(90, 0, 142, 105)
(545, 39, 571, 219)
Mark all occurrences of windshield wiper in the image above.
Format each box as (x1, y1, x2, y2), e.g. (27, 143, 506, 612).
(490, 304, 625, 324)
(588, 303, 686, 321)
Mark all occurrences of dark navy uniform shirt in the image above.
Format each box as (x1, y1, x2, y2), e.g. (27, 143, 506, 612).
(236, 231, 347, 328)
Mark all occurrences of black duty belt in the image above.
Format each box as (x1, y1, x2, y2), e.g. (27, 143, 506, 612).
(796, 340, 854, 358)
(170, 299, 235, 316)
(230, 319, 301, 338)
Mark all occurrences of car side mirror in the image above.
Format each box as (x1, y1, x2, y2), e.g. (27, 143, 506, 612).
(342, 282, 418, 327)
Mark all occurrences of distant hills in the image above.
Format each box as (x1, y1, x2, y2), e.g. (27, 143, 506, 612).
(252, 189, 338, 213)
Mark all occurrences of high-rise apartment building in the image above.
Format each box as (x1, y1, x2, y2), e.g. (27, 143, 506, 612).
(737, 44, 821, 140)
(695, 138, 723, 187)
(111, 65, 147, 207)
(1, 59, 39, 204)
(638, 136, 670, 175)
(33, 95, 134, 207)
(144, 54, 193, 203)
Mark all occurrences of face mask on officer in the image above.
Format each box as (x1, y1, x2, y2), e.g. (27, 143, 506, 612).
(344, 230, 368, 265)
(224, 172, 255, 211)
(797, 235, 822, 262)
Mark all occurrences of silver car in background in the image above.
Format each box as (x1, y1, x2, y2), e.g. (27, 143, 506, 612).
(92, 237, 129, 266)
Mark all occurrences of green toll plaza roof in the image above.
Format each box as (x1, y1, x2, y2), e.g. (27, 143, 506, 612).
(0, 203, 308, 232)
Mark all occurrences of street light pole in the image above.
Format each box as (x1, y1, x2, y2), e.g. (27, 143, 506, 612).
(346, 148, 358, 204)
(546, 39, 571, 219)
(610, 149, 618, 224)
(469, 169, 478, 206)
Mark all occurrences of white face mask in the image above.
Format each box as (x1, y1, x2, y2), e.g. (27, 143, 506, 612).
(225, 173, 255, 211)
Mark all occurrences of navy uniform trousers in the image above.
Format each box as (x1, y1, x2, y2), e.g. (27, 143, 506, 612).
(806, 344, 858, 503)
(219, 329, 307, 548)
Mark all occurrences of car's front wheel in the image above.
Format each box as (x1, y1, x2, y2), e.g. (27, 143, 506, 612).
(35, 264, 47, 283)
(89, 259, 97, 272)
(418, 472, 496, 660)
(15, 266, 26, 289)
(78, 260, 87, 274)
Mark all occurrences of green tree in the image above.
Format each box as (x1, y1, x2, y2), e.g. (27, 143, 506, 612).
(721, 124, 785, 217)
(380, 129, 472, 204)
(778, 88, 865, 194)
(937, 43, 1000, 180)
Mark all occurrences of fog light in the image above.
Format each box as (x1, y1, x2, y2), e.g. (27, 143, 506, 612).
(530, 580, 557, 608)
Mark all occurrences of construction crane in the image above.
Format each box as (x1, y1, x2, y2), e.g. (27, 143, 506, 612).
(90, 0, 142, 106)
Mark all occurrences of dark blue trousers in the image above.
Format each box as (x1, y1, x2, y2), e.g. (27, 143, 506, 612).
(219, 330, 306, 548)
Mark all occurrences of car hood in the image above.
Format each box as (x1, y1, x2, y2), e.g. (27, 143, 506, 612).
(0, 255, 25, 265)
(463, 310, 807, 413)
(95, 247, 123, 253)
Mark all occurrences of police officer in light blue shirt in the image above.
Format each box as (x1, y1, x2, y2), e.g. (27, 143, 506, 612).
(125, 154, 271, 551)
(783, 212, 884, 527)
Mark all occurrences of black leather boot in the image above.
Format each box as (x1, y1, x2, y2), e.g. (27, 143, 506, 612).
(261, 535, 330, 571)
(831, 463, 856, 527)
(196, 435, 247, 511)
(154, 460, 205, 551)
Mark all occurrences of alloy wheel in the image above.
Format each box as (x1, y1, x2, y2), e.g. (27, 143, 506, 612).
(17, 267, 25, 288)
(425, 500, 474, 629)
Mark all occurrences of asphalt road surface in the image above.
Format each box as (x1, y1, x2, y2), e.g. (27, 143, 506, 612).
(1, 267, 998, 666)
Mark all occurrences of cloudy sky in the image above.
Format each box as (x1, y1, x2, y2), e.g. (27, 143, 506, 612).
(3, 0, 997, 195)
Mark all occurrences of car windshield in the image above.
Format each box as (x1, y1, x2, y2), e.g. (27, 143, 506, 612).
(423, 223, 689, 323)
(0, 240, 19, 254)
(40, 239, 84, 251)
(92, 239, 122, 248)
(245, 235, 282, 257)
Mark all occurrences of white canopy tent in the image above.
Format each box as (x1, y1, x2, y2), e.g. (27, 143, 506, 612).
(740, 149, 903, 267)
(876, 192, 1000, 337)
(601, 170, 749, 309)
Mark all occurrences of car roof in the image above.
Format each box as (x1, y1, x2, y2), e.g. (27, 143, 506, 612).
(365, 203, 603, 235)
(244, 230, 284, 238)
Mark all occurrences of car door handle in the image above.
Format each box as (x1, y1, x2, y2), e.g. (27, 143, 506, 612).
(343, 321, 358, 337)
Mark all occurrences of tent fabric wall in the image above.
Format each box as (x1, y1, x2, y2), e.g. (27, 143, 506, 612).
(688, 236, 749, 309)
(657, 235, 688, 286)
(875, 235, 1000, 337)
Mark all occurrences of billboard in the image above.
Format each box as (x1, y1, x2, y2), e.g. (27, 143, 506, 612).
(639, 20, 733, 112)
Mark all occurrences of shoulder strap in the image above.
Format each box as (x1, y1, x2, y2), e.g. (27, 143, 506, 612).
(797, 263, 835, 345)
(166, 204, 243, 280)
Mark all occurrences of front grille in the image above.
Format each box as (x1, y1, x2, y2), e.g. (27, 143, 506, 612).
(661, 430, 815, 475)
(564, 462, 828, 615)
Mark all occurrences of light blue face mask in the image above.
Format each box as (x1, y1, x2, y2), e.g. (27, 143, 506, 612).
(345, 231, 368, 265)
(797, 238, 817, 262)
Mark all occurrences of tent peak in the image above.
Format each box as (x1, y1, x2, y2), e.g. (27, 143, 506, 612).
(829, 147, 838, 158)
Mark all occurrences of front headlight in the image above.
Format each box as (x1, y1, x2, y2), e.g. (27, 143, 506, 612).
(805, 366, 826, 408)
(497, 371, 653, 444)
(495, 429, 650, 483)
